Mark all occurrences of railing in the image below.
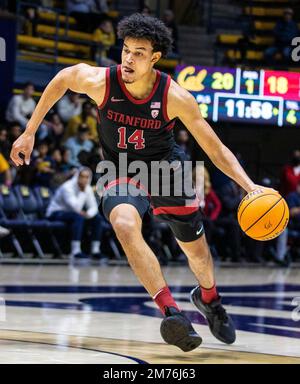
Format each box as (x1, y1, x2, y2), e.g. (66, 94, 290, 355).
(16, 0, 68, 76)
(15, 0, 99, 78)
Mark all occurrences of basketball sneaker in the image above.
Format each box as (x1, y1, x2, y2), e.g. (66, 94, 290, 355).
(160, 306, 202, 352)
(190, 286, 236, 344)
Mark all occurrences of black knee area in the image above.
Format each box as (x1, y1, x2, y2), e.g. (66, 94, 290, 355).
(101, 184, 150, 222)
(168, 220, 205, 242)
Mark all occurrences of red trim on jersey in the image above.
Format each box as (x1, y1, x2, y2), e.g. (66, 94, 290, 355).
(105, 177, 150, 198)
(117, 65, 161, 105)
(98, 67, 110, 109)
(96, 108, 101, 124)
(153, 197, 200, 216)
(162, 75, 171, 122)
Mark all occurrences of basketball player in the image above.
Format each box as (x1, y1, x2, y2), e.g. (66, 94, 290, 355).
(10, 14, 271, 352)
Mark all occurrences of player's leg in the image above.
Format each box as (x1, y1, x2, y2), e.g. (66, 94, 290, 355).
(168, 218, 236, 344)
(109, 203, 167, 296)
(151, 151, 236, 344)
(102, 182, 202, 351)
(177, 233, 215, 290)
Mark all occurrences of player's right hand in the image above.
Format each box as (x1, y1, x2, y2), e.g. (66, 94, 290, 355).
(10, 131, 35, 167)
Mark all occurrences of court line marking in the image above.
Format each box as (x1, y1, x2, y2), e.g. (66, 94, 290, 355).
(1, 329, 299, 364)
(0, 330, 147, 364)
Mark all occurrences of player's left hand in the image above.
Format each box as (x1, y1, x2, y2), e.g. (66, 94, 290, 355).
(248, 184, 279, 195)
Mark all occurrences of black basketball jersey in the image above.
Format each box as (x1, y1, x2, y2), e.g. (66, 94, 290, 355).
(97, 65, 180, 164)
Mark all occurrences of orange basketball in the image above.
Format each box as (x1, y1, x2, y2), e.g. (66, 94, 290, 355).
(237, 189, 289, 241)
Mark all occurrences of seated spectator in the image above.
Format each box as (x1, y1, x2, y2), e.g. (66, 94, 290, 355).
(93, 19, 116, 66)
(280, 149, 300, 197)
(265, 8, 299, 63)
(68, 0, 109, 32)
(60, 148, 75, 174)
(50, 148, 76, 188)
(57, 92, 82, 123)
(65, 101, 98, 142)
(22, 5, 38, 36)
(46, 167, 104, 259)
(7, 122, 22, 145)
(162, 9, 179, 56)
(276, 181, 300, 267)
(6, 83, 36, 129)
(140, 4, 152, 16)
(32, 141, 56, 187)
(0, 151, 12, 186)
(287, 181, 300, 232)
(65, 125, 94, 167)
(0, 127, 10, 160)
(176, 128, 192, 161)
(0, 225, 10, 238)
(215, 179, 243, 262)
(47, 113, 65, 147)
(235, 17, 255, 64)
(203, 179, 222, 222)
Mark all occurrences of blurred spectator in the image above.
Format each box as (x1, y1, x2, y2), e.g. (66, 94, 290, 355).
(265, 8, 299, 63)
(93, 19, 116, 66)
(6, 83, 36, 129)
(140, 5, 152, 16)
(216, 180, 243, 261)
(203, 177, 222, 256)
(0, 151, 12, 186)
(60, 148, 75, 174)
(176, 128, 192, 161)
(0, 225, 10, 238)
(50, 148, 76, 188)
(287, 182, 300, 231)
(203, 179, 222, 222)
(193, 165, 221, 259)
(23, 5, 38, 36)
(7, 122, 22, 145)
(47, 113, 65, 147)
(163, 9, 179, 55)
(57, 92, 82, 123)
(32, 141, 56, 187)
(235, 17, 255, 64)
(276, 181, 300, 266)
(68, 0, 109, 32)
(0, 127, 10, 160)
(65, 126, 94, 167)
(46, 167, 104, 259)
(65, 101, 98, 141)
(280, 150, 300, 197)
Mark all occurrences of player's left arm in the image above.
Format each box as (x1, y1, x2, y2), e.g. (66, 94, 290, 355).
(167, 81, 268, 194)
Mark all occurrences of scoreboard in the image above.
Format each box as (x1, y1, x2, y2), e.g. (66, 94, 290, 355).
(175, 66, 300, 127)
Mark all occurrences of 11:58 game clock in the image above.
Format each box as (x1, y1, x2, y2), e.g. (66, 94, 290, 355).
(175, 66, 300, 127)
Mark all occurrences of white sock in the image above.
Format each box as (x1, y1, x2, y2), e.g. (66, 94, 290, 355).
(91, 241, 101, 254)
(71, 241, 81, 255)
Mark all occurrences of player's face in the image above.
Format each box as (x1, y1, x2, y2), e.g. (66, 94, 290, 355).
(121, 38, 161, 84)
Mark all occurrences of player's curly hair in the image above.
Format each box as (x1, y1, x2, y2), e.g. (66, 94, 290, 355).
(117, 13, 173, 57)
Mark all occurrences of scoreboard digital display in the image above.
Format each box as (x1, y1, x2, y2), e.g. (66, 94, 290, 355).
(175, 66, 300, 127)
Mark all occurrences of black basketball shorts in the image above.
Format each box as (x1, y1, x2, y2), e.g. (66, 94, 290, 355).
(100, 157, 205, 243)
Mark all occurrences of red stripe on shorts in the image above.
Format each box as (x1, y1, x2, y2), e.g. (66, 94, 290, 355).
(153, 198, 200, 216)
(105, 177, 150, 198)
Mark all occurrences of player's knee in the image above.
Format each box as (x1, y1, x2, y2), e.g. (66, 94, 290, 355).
(110, 213, 139, 242)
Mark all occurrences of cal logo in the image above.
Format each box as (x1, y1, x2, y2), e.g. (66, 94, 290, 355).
(264, 220, 272, 230)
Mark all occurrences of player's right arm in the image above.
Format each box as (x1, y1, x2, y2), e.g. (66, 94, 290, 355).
(10, 64, 106, 166)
